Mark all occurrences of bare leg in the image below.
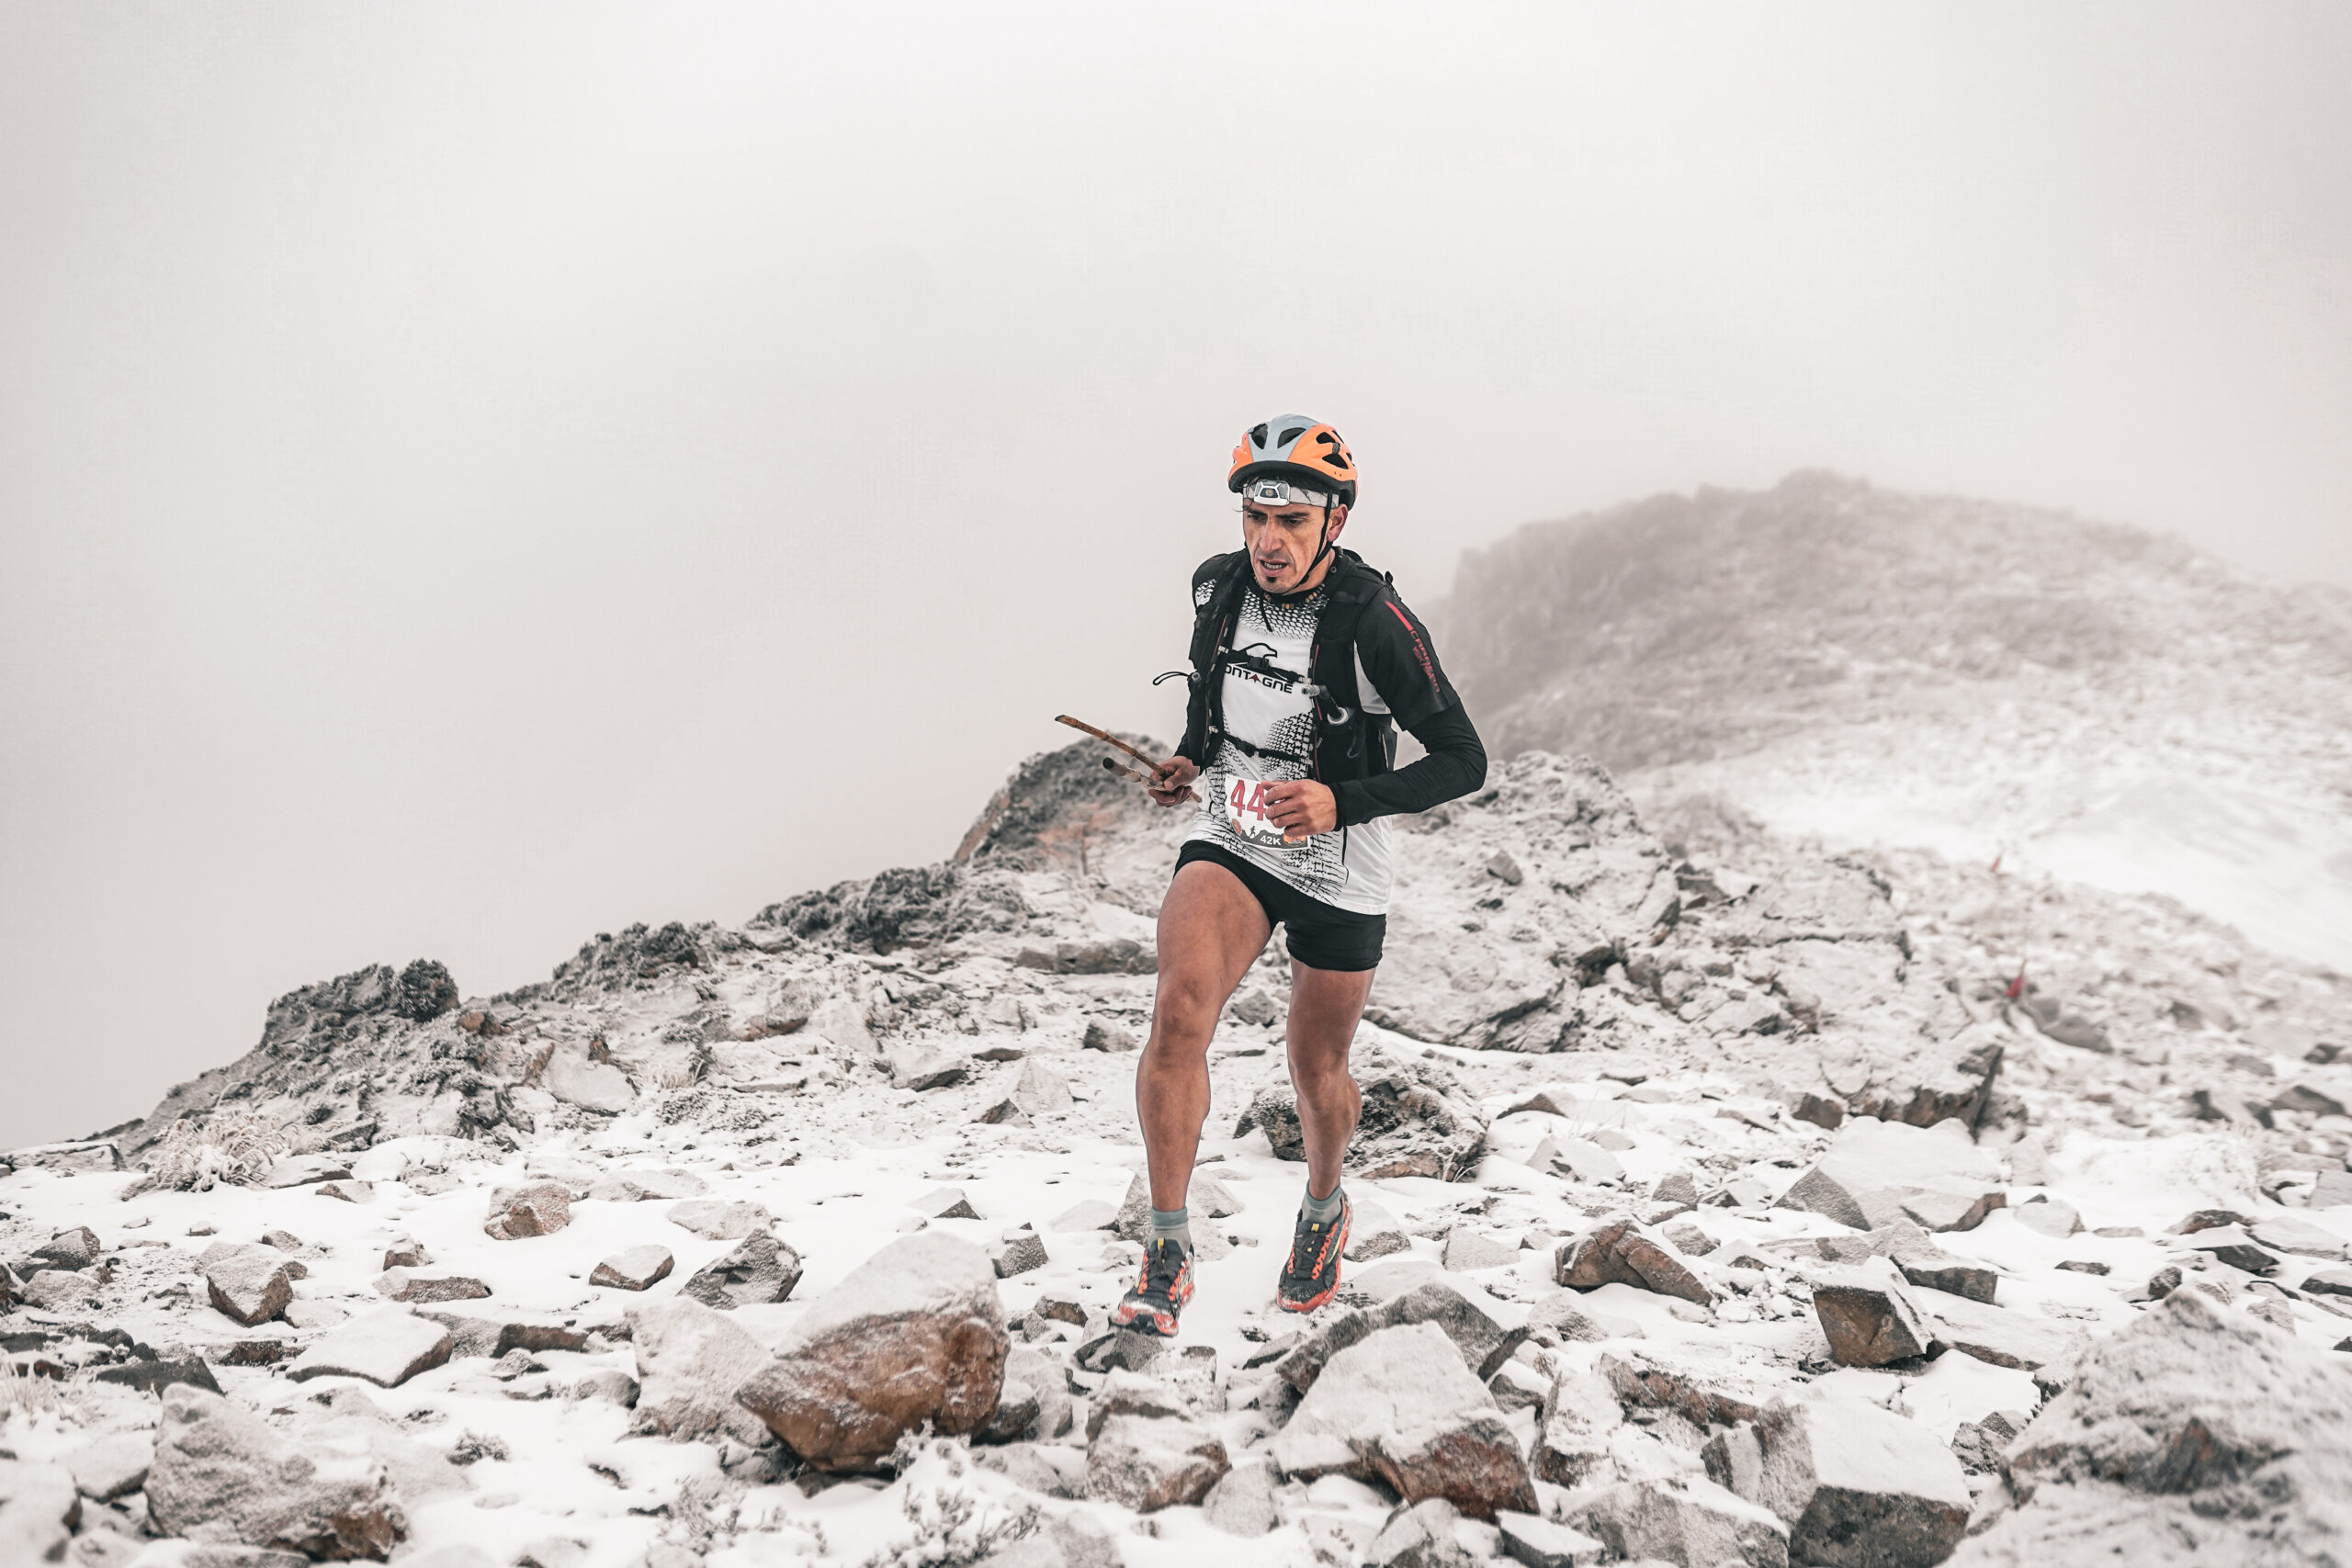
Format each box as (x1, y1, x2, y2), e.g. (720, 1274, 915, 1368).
(1138, 862, 1271, 1210)
(1286, 960, 1376, 1200)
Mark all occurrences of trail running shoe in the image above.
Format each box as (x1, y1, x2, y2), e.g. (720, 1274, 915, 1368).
(1278, 1195, 1351, 1313)
(1112, 1236, 1194, 1337)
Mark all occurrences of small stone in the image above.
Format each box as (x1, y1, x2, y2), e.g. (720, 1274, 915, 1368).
(2055, 1259, 2110, 1276)
(2251, 1215, 2349, 1260)
(680, 1231, 803, 1310)
(1792, 1093, 1846, 1130)
(666, 1199, 772, 1239)
(914, 1185, 981, 1220)
(482, 1181, 571, 1239)
(1347, 1201, 1415, 1261)
(65, 1435, 153, 1502)
(2302, 1267, 2352, 1297)
(584, 1169, 709, 1202)
(2012, 1199, 2083, 1238)
(2182, 1225, 2282, 1276)
(1486, 852, 1524, 886)
(1813, 1258, 1933, 1367)
(34, 1227, 101, 1269)
(373, 1269, 492, 1303)
(315, 1179, 374, 1203)
(259, 1229, 302, 1251)
(1081, 1020, 1137, 1052)
(92, 1358, 220, 1396)
(1563, 1476, 1788, 1568)
(1663, 1222, 1718, 1257)
(591, 1246, 675, 1292)
(1203, 1459, 1280, 1537)
(1085, 1413, 1230, 1512)
(992, 1231, 1049, 1279)
(199, 1243, 293, 1327)
(1367, 1497, 1474, 1568)
(382, 1239, 432, 1269)
(1925, 1293, 2086, 1371)
(2308, 1170, 2352, 1208)
(1555, 1215, 1715, 1305)
(1442, 1227, 1520, 1272)
(286, 1306, 455, 1388)
(1049, 1198, 1120, 1233)
(1496, 1509, 1607, 1568)
(1653, 1169, 1701, 1207)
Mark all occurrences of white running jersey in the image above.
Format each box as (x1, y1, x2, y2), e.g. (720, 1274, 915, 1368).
(1182, 583, 1397, 915)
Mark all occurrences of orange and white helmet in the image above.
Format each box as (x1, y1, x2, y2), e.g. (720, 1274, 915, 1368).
(1227, 415, 1358, 509)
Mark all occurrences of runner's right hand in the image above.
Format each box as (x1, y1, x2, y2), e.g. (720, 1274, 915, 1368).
(1148, 755, 1200, 807)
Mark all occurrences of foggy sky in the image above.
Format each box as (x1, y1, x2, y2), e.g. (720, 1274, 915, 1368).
(5, 3, 2349, 1148)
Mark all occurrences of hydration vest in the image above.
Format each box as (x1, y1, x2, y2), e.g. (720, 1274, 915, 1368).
(1172, 547, 1400, 787)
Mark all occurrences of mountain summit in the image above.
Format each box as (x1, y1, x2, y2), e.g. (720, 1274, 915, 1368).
(1442, 471, 2352, 970)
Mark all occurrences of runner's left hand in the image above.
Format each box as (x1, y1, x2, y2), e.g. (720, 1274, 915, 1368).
(1264, 779, 1338, 841)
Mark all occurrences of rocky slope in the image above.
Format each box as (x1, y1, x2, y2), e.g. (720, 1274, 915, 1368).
(1440, 471, 2352, 973)
(5, 738, 2350, 1568)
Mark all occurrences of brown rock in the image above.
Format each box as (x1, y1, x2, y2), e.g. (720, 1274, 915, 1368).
(1555, 1215, 1716, 1305)
(1085, 1414, 1230, 1512)
(1812, 1259, 1933, 1367)
(482, 1181, 572, 1240)
(736, 1232, 1007, 1472)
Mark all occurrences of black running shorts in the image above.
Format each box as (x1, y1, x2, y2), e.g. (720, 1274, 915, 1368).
(1174, 840, 1385, 972)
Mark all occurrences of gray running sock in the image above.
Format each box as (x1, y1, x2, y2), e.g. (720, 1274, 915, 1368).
(1301, 1181, 1345, 1224)
(1149, 1206, 1193, 1251)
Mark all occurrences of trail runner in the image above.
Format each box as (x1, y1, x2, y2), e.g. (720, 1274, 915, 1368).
(1114, 415, 1489, 1337)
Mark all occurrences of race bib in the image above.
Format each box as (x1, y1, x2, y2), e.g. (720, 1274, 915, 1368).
(1221, 773, 1292, 848)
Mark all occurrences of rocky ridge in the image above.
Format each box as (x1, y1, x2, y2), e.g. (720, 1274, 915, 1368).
(4, 735, 2349, 1567)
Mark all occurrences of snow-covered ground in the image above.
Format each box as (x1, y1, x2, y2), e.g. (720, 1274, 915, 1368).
(6, 743, 2351, 1566)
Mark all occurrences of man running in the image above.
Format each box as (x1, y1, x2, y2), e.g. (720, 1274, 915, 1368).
(1114, 415, 1488, 1337)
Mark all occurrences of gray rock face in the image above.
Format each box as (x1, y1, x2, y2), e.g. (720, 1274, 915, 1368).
(1736, 1397, 1971, 1567)
(1555, 1214, 1715, 1305)
(285, 1307, 455, 1388)
(1562, 1476, 1790, 1568)
(1533, 1369, 1623, 1487)
(1957, 1289, 2352, 1565)
(1272, 1321, 1536, 1519)
(666, 1199, 772, 1239)
(65, 1435, 154, 1503)
(1242, 1045, 1489, 1182)
(35, 1226, 101, 1269)
(1923, 1293, 2084, 1371)
(147, 1386, 405, 1560)
(1497, 1511, 1607, 1568)
(991, 1230, 1048, 1279)
(481, 1181, 572, 1240)
(1346, 1200, 1414, 1261)
(200, 1243, 294, 1326)
(585, 1169, 708, 1202)
(1276, 1277, 1526, 1392)
(0, 1459, 82, 1564)
(371, 1269, 491, 1304)
(1084, 1413, 1229, 1512)
(591, 1245, 675, 1292)
(1203, 1460, 1279, 1538)
(680, 1231, 803, 1310)
(1812, 1258, 1933, 1367)
(1368, 1497, 1475, 1568)
(736, 1231, 1008, 1472)
(1775, 1118, 2005, 1234)
(628, 1297, 773, 1448)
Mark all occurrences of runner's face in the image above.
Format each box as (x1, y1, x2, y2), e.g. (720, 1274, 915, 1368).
(1241, 499, 1348, 594)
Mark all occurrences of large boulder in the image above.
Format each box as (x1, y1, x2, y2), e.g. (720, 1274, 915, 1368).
(1733, 1396, 1971, 1567)
(1956, 1289, 2352, 1565)
(200, 1243, 294, 1327)
(1555, 1215, 1715, 1305)
(1084, 1414, 1230, 1512)
(736, 1231, 1008, 1472)
(628, 1296, 773, 1448)
(146, 1386, 405, 1560)
(1271, 1321, 1536, 1519)
(1241, 1045, 1489, 1181)
(1775, 1118, 2005, 1234)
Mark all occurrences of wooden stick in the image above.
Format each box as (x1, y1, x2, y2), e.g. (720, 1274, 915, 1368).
(1056, 715, 1167, 774)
